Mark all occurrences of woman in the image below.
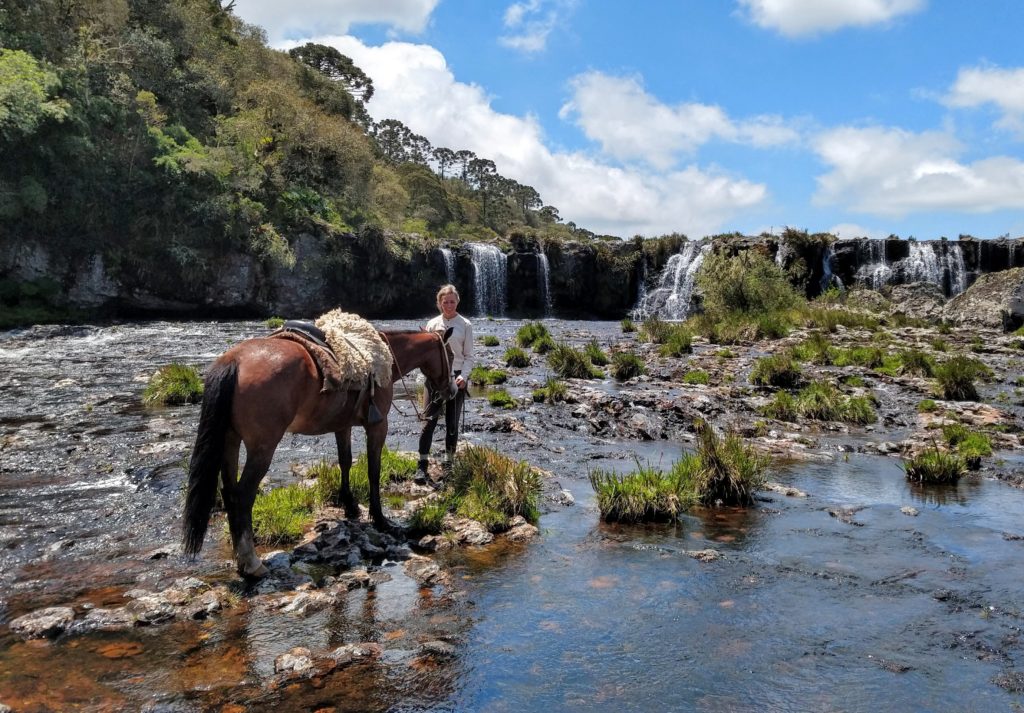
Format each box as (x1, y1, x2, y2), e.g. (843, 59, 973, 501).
(417, 284, 473, 481)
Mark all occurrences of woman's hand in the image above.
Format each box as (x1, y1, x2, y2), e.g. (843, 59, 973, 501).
(454, 374, 466, 390)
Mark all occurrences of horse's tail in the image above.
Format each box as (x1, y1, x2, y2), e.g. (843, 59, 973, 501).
(182, 360, 237, 558)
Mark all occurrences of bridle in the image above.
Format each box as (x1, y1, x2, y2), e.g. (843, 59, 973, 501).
(381, 331, 454, 422)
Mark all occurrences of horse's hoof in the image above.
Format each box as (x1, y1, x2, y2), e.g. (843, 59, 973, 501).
(240, 562, 269, 580)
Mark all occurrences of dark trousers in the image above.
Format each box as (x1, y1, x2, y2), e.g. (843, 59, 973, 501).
(418, 389, 465, 462)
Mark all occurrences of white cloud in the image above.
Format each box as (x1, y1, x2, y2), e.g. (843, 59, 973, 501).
(499, 0, 576, 54)
(560, 72, 799, 169)
(312, 36, 767, 237)
(231, 0, 438, 42)
(943, 65, 1024, 135)
(813, 126, 1024, 216)
(737, 0, 925, 37)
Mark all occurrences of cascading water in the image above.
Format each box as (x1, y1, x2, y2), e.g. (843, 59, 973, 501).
(537, 252, 553, 317)
(820, 243, 843, 292)
(440, 247, 456, 284)
(631, 241, 711, 320)
(853, 240, 969, 296)
(467, 243, 507, 316)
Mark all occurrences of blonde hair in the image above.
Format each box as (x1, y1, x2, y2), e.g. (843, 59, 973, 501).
(436, 284, 460, 307)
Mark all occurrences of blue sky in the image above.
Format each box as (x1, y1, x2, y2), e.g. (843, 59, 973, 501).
(231, 0, 1024, 241)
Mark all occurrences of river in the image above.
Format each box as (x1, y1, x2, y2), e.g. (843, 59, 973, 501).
(1, 319, 1023, 711)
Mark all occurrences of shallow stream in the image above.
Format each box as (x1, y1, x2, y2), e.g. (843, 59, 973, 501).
(2, 319, 1023, 711)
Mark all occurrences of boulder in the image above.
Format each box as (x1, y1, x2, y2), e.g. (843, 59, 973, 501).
(887, 282, 945, 322)
(8, 606, 75, 638)
(944, 267, 1024, 331)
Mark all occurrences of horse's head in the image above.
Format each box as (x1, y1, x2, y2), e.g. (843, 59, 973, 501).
(423, 327, 457, 409)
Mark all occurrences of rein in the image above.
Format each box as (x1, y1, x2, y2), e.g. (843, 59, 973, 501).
(381, 331, 451, 422)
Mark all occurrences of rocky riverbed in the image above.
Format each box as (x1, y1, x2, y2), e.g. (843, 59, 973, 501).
(2, 306, 1024, 711)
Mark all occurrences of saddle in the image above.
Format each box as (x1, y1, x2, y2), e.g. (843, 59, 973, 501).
(267, 321, 346, 393)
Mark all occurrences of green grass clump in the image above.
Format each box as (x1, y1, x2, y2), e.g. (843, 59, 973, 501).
(611, 351, 646, 381)
(930, 338, 948, 352)
(143, 363, 204, 405)
(407, 496, 453, 535)
(265, 316, 285, 329)
(942, 424, 992, 469)
(933, 355, 989, 401)
(548, 342, 602, 379)
(481, 335, 500, 347)
(584, 339, 610, 366)
(898, 348, 936, 377)
(487, 389, 516, 409)
(251, 485, 318, 544)
(917, 399, 938, 412)
(790, 332, 835, 365)
(657, 326, 693, 357)
(682, 370, 710, 385)
(621, 318, 636, 333)
(640, 316, 674, 344)
(533, 377, 568, 403)
(760, 391, 798, 421)
(902, 446, 966, 484)
(716, 348, 737, 359)
(504, 346, 531, 367)
(312, 448, 418, 506)
(759, 381, 876, 424)
(840, 375, 866, 387)
(750, 353, 802, 388)
(833, 345, 887, 369)
(516, 321, 551, 349)
(449, 446, 541, 528)
(589, 421, 770, 521)
(469, 366, 508, 385)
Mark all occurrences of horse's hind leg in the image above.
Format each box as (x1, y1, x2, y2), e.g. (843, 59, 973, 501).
(335, 427, 359, 519)
(365, 422, 398, 532)
(224, 444, 273, 578)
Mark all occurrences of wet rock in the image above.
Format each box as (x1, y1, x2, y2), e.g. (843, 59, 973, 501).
(419, 640, 457, 658)
(179, 588, 230, 620)
(993, 670, 1024, 693)
(324, 568, 390, 591)
(8, 606, 75, 638)
(75, 607, 136, 632)
(764, 482, 809, 498)
(444, 516, 494, 546)
(404, 555, 449, 586)
(126, 594, 176, 624)
(900, 506, 919, 517)
(275, 647, 315, 675)
(329, 642, 381, 666)
(685, 549, 721, 562)
(505, 517, 540, 542)
(827, 506, 866, 526)
(554, 488, 575, 506)
(869, 655, 913, 673)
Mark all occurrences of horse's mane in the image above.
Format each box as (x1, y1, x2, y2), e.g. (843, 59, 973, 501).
(314, 310, 393, 387)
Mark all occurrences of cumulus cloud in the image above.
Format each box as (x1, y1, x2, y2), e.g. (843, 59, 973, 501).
(312, 36, 767, 237)
(500, 0, 576, 53)
(943, 65, 1024, 135)
(560, 72, 799, 169)
(231, 0, 438, 42)
(736, 0, 925, 37)
(813, 126, 1024, 216)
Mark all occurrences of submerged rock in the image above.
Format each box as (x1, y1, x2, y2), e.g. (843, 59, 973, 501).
(8, 606, 75, 639)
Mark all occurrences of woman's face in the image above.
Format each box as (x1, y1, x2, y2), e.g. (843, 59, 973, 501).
(439, 294, 459, 319)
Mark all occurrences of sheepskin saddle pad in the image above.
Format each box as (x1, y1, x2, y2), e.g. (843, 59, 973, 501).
(313, 309, 393, 389)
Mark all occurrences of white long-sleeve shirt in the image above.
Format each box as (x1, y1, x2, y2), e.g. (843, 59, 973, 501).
(425, 313, 474, 377)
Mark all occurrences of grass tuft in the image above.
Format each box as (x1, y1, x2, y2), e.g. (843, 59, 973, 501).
(143, 363, 204, 405)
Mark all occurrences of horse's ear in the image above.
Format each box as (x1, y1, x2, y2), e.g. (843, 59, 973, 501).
(443, 327, 454, 343)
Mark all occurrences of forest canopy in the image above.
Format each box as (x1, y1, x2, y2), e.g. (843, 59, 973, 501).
(0, 0, 582, 282)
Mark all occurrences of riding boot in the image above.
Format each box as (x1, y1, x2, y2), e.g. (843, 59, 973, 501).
(414, 456, 430, 485)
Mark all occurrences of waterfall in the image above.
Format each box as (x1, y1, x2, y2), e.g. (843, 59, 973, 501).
(537, 252, 553, 317)
(820, 243, 843, 292)
(853, 239, 968, 296)
(467, 243, 507, 316)
(854, 240, 892, 290)
(775, 238, 791, 269)
(439, 247, 456, 284)
(631, 241, 711, 320)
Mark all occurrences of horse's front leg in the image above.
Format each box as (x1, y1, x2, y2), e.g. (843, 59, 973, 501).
(334, 427, 359, 519)
(227, 447, 273, 579)
(365, 421, 398, 533)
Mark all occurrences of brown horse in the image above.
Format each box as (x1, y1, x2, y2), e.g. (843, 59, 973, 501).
(182, 328, 454, 578)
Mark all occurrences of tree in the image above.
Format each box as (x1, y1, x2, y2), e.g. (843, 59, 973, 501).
(287, 42, 374, 102)
(0, 49, 68, 140)
(432, 146, 456, 179)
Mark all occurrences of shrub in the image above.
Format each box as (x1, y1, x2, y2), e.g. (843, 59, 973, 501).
(696, 251, 800, 319)
(621, 318, 636, 333)
(750, 354, 802, 388)
(469, 366, 508, 385)
(682, 370, 710, 385)
(611, 351, 646, 381)
(481, 335, 500, 347)
(548, 342, 602, 379)
(903, 446, 966, 484)
(516, 321, 550, 349)
(143, 363, 204, 405)
(584, 339, 610, 366)
(504, 347, 531, 367)
(487, 389, 516, 408)
(934, 355, 987, 400)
